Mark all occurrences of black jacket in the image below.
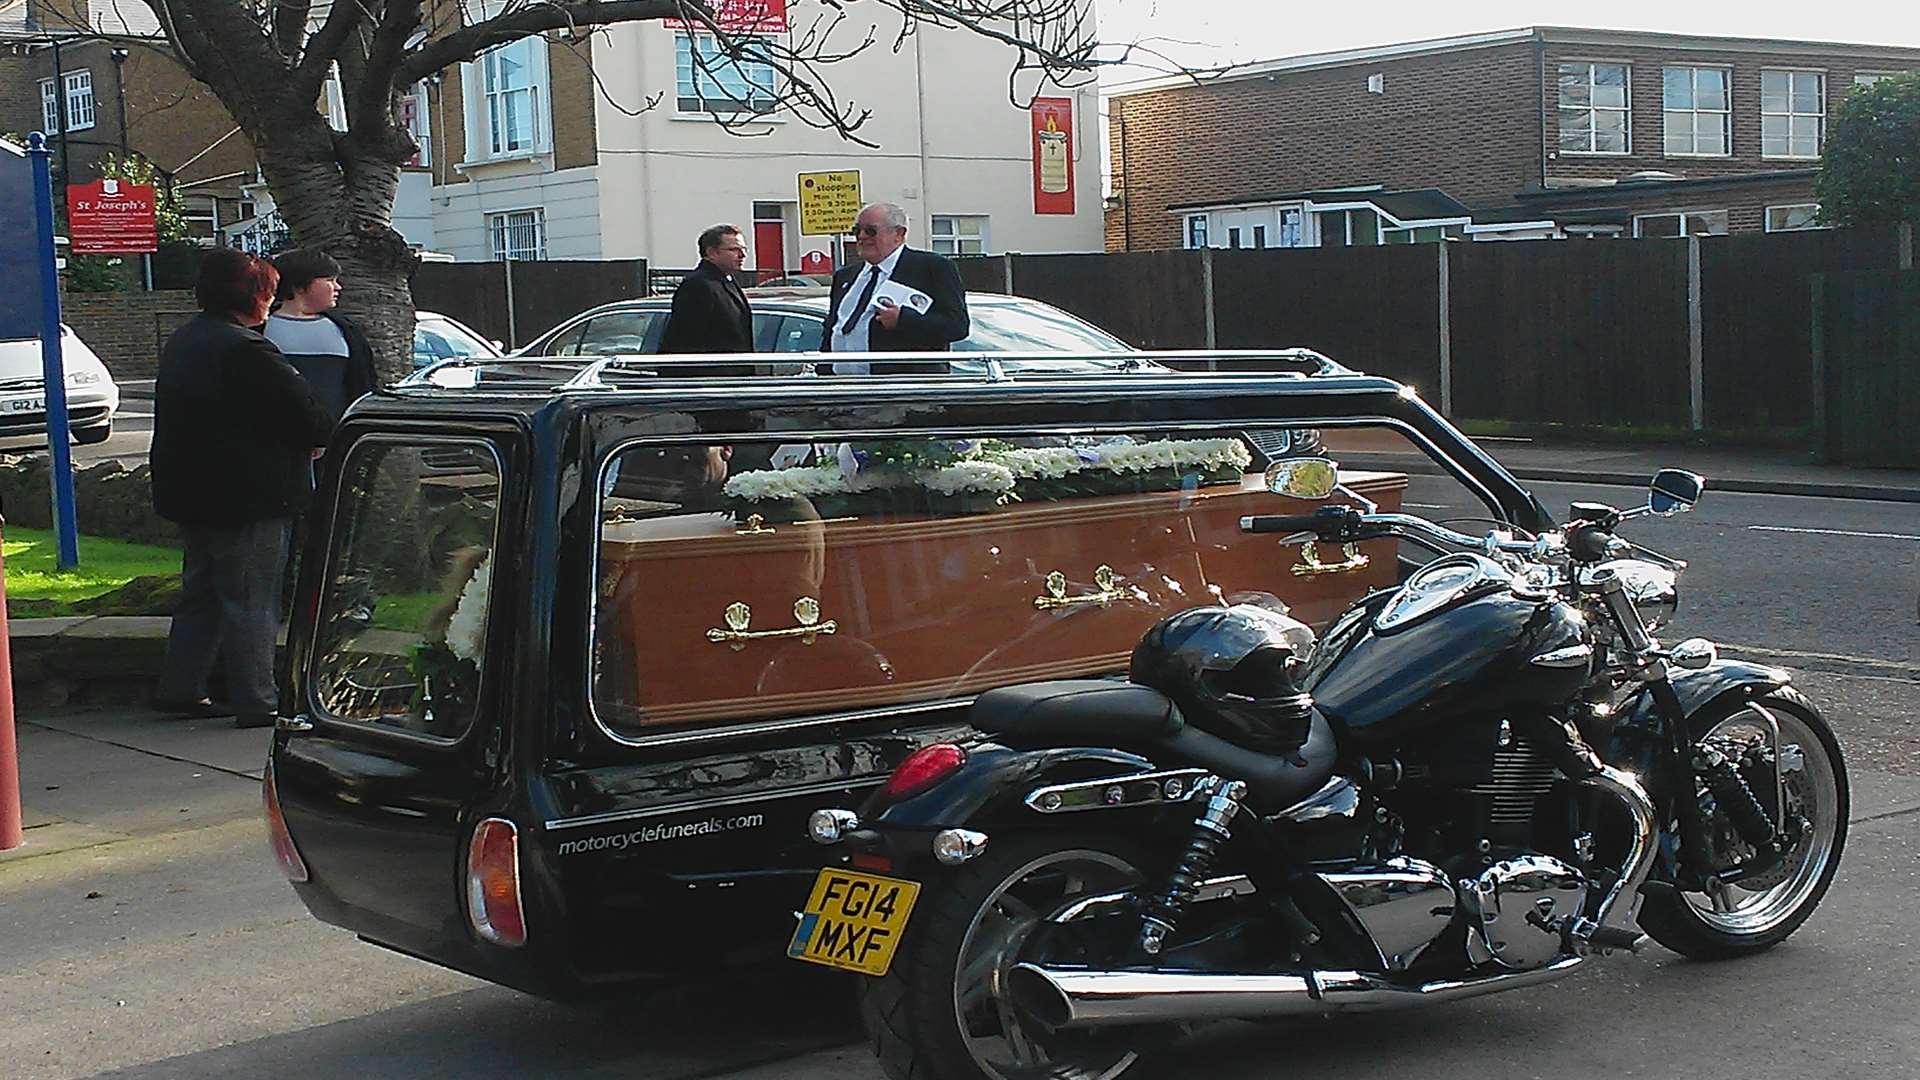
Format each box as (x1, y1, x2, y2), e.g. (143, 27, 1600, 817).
(821, 247, 969, 374)
(322, 311, 379, 405)
(151, 314, 334, 526)
(659, 261, 755, 376)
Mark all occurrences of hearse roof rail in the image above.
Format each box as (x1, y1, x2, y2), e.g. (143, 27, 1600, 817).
(396, 348, 1355, 394)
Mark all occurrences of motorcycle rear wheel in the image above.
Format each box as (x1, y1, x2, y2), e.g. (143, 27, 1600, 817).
(859, 833, 1155, 1080)
(1637, 687, 1848, 959)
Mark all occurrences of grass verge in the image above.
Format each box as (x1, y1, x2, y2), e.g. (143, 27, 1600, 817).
(3, 527, 183, 618)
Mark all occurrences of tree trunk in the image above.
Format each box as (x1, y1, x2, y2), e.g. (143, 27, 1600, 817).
(260, 117, 420, 384)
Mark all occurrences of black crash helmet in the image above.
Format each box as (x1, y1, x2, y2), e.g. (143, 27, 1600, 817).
(1129, 605, 1319, 755)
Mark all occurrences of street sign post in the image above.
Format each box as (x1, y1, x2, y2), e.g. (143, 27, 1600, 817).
(29, 134, 81, 569)
(798, 170, 862, 239)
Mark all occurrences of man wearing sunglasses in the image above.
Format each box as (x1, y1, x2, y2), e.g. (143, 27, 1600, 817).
(822, 202, 969, 374)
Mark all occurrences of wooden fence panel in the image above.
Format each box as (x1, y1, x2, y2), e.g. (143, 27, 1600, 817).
(412, 259, 648, 348)
(1009, 250, 1207, 350)
(1699, 227, 1902, 437)
(410, 263, 510, 344)
(1820, 269, 1920, 467)
(953, 255, 1010, 294)
(1211, 245, 1442, 389)
(1447, 239, 1692, 429)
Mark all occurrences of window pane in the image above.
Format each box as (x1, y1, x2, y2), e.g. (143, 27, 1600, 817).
(312, 441, 502, 737)
(957, 218, 982, 237)
(932, 216, 954, 232)
(1664, 67, 1692, 108)
(1558, 67, 1591, 107)
(774, 314, 825, 352)
(1592, 65, 1628, 108)
(577, 313, 658, 356)
(591, 424, 1396, 736)
(1697, 70, 1728, 110)
(1697, 125, 1727, 155)
(1668, 111, 1696, 139)
(1351, 209, 1379, 245)
(1595, 110, 1628, 152)
(1792, 77, 1822, 114)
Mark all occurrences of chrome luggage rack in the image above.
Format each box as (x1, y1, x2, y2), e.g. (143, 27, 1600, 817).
(396, 348, 1355, 394)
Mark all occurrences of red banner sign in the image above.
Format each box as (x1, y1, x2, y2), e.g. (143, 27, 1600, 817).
(67, 178, 158, 254)
(1031, 97, 1074, 216)
(665, 0, 788, 32)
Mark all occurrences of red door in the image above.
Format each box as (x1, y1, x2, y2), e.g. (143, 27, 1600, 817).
(754, 221, 785, 280)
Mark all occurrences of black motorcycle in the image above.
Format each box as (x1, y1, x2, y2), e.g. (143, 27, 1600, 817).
(791, 460, 1848, 1080)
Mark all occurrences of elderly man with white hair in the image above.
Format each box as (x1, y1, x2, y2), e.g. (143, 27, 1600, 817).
(821, 201, 970, 374)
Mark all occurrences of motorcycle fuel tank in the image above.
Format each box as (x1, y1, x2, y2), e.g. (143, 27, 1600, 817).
(1302, 555, 1594, 745)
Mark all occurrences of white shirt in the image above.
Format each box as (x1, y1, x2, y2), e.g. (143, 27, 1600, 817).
(827, 245, 906, 371)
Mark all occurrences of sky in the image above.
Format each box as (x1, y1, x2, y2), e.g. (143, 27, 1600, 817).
(1094, 0, 1920, 83)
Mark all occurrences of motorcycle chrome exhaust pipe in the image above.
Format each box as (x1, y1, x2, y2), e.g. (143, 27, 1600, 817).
(1007, 956, 1585, 1030)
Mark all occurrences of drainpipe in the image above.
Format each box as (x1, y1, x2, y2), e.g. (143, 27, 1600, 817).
(1535, 36, 1548, 191)
(51, 38, 70, 198)
(1118, 107, 1132, 252)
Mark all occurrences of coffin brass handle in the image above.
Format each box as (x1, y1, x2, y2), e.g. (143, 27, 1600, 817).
(1292, 541, 1371, 577)
(706, 597, 838, 650)
(735, 513, 775, 536)
(1035, 565, 1138, 610)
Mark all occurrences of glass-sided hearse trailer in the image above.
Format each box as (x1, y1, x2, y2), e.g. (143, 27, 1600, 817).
(266, 353, 1555, 997)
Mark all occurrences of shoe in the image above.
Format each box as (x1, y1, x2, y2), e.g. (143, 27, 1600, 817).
(151, 696, 231, 718)
(233, 713, 277, 730)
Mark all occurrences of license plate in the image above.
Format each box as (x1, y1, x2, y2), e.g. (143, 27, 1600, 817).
(3, 397, 44, 414)
(788, 867, 921, 977)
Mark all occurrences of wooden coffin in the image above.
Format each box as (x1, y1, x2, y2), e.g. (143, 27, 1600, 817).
(597, 471, 1406, 730)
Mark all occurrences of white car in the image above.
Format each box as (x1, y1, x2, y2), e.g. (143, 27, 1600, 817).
(0, 324, 120, 445)
(412, 311, 503, 370)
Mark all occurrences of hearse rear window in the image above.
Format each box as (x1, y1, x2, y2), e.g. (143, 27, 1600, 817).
(310, 439, 502, 738)
(588, 427, 1412, 739)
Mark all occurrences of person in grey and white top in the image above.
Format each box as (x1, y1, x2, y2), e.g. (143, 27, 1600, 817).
(820, 202, 969, 374)
(264, 248, 378, 424)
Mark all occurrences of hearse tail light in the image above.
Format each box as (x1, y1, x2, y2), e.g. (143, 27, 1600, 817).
(262, 759, 309, 883)
(467, 817, 527, 948)
(884, 743, 968, 801)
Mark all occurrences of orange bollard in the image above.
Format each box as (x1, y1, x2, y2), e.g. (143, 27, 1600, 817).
(0, 512, 21, 851)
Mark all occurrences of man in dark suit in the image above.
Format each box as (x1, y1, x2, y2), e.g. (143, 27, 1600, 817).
(822, 202, 969, 374)
(659, 224, 754, 375)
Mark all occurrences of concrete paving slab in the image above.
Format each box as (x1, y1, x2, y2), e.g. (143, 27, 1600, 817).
(25, 708, 271, 778)
(10, 722, 261, 857)
(9, 616, 92, 639)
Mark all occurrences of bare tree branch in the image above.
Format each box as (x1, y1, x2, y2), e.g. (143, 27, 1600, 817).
(293, 0, 373, 99)
(396, 0, 679, 85)
(272, 0, 313, 57)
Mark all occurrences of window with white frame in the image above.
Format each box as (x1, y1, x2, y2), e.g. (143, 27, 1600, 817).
(675, 33, 777, 115)
(930, 215, 988, 255)
(1381, 223, 1467, 244)
(470, 38, 546, 158)
(488, 208, 547, 260)
(1765, 204, 1823, 232)
(38, 78, 59, 134)
(1632, 210, 1729, 238)
(1185, 215, 1208, 249)
(1853, 72, 1904, 87)
(1761, 70, 1824, 158)
(321, 63, 348, 131)
(399, 84, 431, 166)
(1663, 67, 1730, 156)
(63, 70, 95, 131)
(1558, 62, 1630, 154)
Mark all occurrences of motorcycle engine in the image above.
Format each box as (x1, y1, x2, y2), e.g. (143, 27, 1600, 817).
(1460, 854, 1588, 970)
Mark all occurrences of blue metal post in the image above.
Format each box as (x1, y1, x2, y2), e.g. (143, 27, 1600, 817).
(28, 133, 79, 570)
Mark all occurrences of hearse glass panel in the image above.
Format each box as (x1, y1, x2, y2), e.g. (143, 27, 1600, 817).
(310, 438, 504, 739)
(587, 425, 1417, 740)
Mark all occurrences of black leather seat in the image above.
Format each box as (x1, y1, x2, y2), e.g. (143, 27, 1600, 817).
(971, 679, 1338, 813)
(971, 681, 1183, 743)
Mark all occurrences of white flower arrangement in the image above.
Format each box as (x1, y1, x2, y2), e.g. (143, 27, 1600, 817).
(723, 437, 1251, 507)
(445, 553, 492, 663)
(924, 461, 1017, 496)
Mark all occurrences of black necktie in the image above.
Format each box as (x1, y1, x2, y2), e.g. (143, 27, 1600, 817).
(840, 266, 882, 336)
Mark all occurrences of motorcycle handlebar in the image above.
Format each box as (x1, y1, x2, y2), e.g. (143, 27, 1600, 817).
(1238, 511, 1352, 537)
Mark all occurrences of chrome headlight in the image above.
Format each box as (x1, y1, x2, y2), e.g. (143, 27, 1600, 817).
(1591, 559, 1678, 631)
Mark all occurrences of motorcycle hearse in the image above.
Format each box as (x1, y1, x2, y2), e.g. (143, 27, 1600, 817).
(269, 351, 1845, 1079)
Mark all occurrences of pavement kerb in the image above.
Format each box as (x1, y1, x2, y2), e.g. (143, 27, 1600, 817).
(1338, 453, 1920, 505)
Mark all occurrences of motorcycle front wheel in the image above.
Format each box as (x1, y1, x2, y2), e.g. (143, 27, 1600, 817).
(860, 833, 1155, 1080)
(1637, 686, 1849, 959)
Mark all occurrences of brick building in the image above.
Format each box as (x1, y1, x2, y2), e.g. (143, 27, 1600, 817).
(1104, 27, 1920, 251)
(0, 0, 260, 240)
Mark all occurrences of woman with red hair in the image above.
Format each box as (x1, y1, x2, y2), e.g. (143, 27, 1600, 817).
(150, 248, 333, 729)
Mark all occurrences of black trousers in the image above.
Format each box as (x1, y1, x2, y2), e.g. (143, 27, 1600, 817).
(157, 518, 292, 715)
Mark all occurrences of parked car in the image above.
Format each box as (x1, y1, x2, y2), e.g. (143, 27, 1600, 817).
(509, 289, 1325, 458)
(412, 311, 502, 370)
(0, 324, 120, 446)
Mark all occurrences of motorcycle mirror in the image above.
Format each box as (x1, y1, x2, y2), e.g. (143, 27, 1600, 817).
(1265, 458, 1340, 501)
(1648, 469, 1705, 516)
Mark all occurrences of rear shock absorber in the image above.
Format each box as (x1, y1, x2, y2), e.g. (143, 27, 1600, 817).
(1138, 779, 1247, 956)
